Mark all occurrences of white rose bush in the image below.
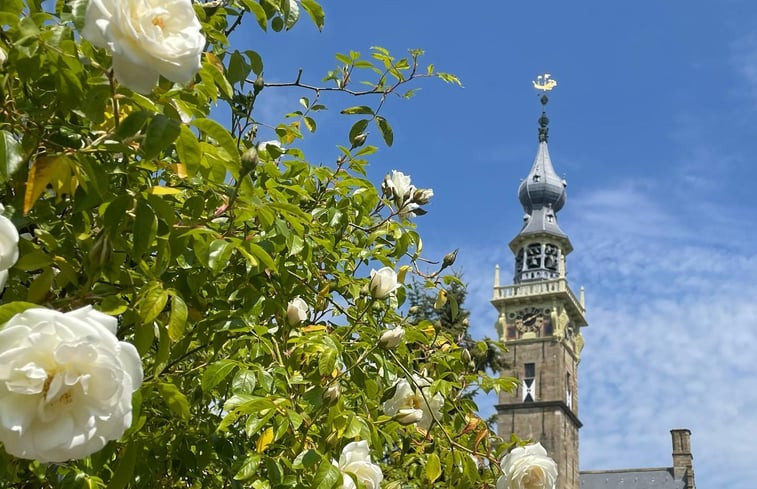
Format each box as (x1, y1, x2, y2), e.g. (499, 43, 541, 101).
(0, 0, 528, 487)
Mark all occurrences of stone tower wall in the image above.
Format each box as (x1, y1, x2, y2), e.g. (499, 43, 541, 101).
(497, 338, 580, 489)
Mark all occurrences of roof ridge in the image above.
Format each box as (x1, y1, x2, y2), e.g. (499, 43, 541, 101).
(580, 467, 673, 474)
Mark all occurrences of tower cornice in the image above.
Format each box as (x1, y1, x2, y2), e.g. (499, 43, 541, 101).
(495, 400, 582, 429)
(491, 277, 587, 328)
(509, 230, 573, 256)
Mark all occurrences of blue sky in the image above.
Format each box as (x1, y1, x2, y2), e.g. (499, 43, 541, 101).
(230, 2, 757, 488)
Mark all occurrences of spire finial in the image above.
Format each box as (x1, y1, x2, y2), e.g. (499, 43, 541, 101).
(532, 73, 557, 143)
(532, 73, 557, 92)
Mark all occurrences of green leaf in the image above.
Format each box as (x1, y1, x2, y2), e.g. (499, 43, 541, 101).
(175, 125, 202, 177)
(313, 459, 340, 489)
(375, 116, 393, 146)
(449, 293, 459, 322)
(167, 294, 188, 342)
(202, 360, 237, 392)
(0, 302, 39, 328)
(318, 338, 338, 376)
(301, 0, 325, 30)
(303, 116, 317, 133)
(227, 51, 251, 86)
(343, 415, 362, 438)
(348, 119, 370, 145)
(107, 443, 138, 489)
(0, 130, 23, 180)
(208, 238, 234, 273)
(246, 50, 264, 75)
(241, 0, 268, 31)
(114, 110, 150, 141)
(66, 0, 88, 31)
(27, 268, 53, 303)
(192, 118, 240, 167)
(245, 411, 275, 437)
(282, 0, 300, 29)
(204, 55, 234, 99)
(156, 382, 190, 420)
(437, 72, 463, 86)
(103, 194, 133, 229)
(134, 321, 155, 356)
(132, 199, 157, 260)
(15, 250, 52, 271)
(426, 453, 442, 483)
(232, 370, 257, 394)
(139, 282, 168, 324)
(235, 454, 261, 481)
(341, 106, 374, 115)
(244, 242, 276, 269)
(142, 114, 181, 159)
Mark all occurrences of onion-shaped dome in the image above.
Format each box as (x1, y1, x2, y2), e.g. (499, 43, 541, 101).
(517, 141, 566, 214)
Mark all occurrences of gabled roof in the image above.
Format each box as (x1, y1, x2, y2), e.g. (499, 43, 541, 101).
(580, 467, 685, 489)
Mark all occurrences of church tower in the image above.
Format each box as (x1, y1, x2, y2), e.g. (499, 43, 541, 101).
(493, 79, 588, 489)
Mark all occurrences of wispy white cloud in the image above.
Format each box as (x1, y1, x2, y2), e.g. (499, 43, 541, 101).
(731, 32, 757, 104)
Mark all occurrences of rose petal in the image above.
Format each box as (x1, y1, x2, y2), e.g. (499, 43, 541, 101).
(112, 53, 160, 94)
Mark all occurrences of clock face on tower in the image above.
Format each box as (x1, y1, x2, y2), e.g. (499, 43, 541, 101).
(506, 307, 553, 339)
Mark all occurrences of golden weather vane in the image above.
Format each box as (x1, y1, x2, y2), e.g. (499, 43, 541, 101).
(532, 73, 557, 92)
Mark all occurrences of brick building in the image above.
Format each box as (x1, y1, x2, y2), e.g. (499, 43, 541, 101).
(491, 91, 696, 489)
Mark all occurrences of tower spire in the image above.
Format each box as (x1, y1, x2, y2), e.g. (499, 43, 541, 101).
(510, 74, 571, 283)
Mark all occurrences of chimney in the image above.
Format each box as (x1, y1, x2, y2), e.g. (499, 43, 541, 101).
(671, 429, 696, 489)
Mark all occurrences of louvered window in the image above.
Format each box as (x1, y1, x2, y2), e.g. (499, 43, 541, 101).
(522, 363, 536, 403)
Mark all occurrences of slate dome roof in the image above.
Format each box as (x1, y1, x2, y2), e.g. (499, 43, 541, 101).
(517, 140, 567, 214)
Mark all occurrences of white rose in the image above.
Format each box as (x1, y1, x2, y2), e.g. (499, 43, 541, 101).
(0, 204, 19, 290)
(382, 378, 443, 430)
(286, 297, 309, 326)
(387, 170, 414, 203)
(0, 47, 6, 67)
(394, 407, 424, 425)
(335, 440, 383, 489)
(323, 383, 341, 405)
(369, 267, 399, 299)
(0, 306, 143, 462)
(379, 326, 405, 349)
(397, 201, 420, 219)
(0, 270, 8, 291)
(496, 442, 558, 489)
(412, 187, 434, 205)
(81, 0, 205, 94)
